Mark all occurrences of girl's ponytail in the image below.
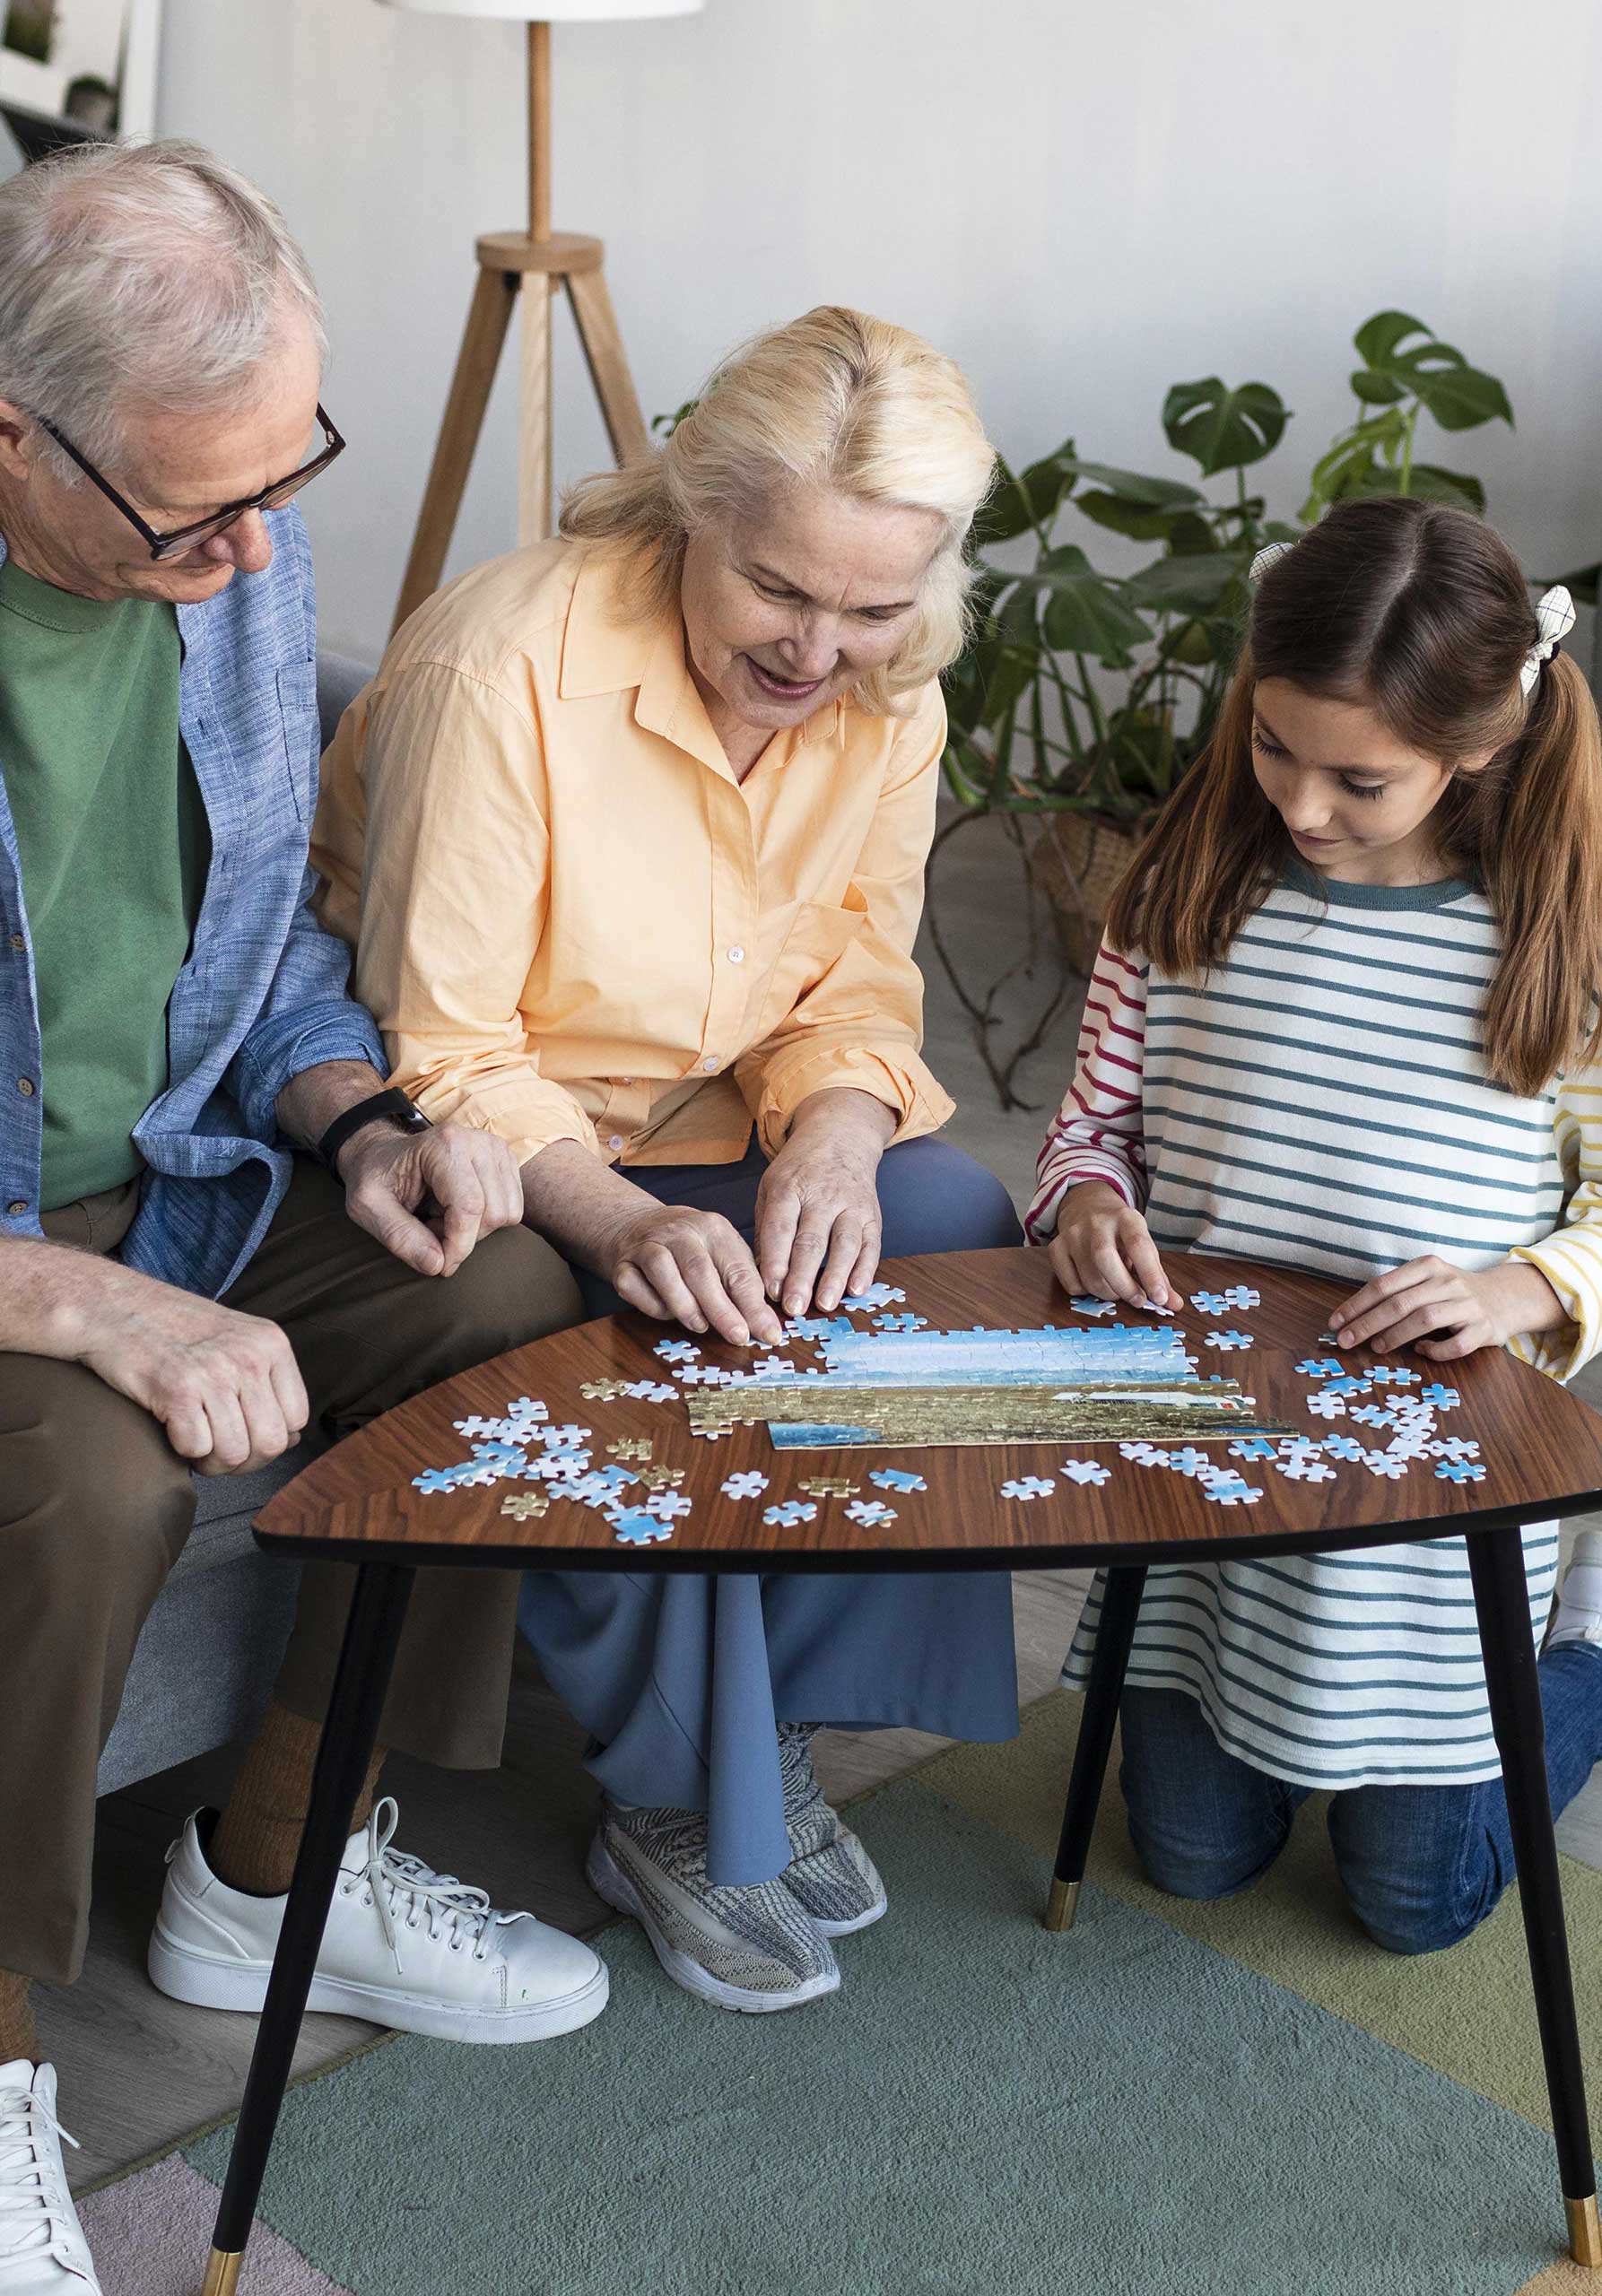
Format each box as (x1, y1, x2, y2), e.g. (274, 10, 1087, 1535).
(1469, 649, 1602, 1097)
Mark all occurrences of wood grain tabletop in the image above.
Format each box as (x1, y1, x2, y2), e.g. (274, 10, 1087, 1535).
(253, 1248, 1602, 1573)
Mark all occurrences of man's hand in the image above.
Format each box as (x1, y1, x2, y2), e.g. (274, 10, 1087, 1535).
(337, 1122, 523, 1278)
(755, 1089, 895, 1317)
(274, 1061, 522, 1277)
(1047, 1179, 1178, 1310)
(72, 1261, 309, 1474)
(1329, 1255, 1567, 1361)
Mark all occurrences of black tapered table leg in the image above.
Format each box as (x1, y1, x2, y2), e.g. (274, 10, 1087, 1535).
(1044, 1563, 1146, 1933)
(201, 1561, 417, 2296)
(1467, 1525, 1601, 2269)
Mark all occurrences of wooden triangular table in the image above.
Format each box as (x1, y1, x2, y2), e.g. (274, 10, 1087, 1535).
(198, 1249, 1602, 2291)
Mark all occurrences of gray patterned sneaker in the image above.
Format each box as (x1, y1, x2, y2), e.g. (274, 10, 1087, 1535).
(777, 1723, 888, 1936)
(587, 1802, 840, 2013)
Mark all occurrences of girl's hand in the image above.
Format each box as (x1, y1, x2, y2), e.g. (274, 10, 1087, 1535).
(1048, 1181, 1179, 1311)
(1329, 1255, 1567, 1361)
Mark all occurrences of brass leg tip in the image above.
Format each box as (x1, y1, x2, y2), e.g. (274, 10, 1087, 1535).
(202, 2248, 244, 2296)
(1044, 1878, 1080, 1933)
(1568, 2195, 1602, 2268)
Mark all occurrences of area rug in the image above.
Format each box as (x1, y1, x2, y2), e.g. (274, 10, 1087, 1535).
(81, 1693, 1602, 2295)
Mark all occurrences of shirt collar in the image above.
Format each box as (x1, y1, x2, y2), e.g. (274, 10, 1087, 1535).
(558, 544, 847, 765)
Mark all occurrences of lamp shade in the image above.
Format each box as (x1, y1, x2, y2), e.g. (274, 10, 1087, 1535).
(377, 0, 701, 18)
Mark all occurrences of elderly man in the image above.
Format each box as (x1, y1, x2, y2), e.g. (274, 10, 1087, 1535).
(0, 142, 605, 2295)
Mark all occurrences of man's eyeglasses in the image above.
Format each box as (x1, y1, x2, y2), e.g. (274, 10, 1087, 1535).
(34, 405, 345, 562)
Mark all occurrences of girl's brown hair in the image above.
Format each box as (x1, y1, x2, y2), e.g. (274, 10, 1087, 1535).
(1105, 496, 1602, 1096)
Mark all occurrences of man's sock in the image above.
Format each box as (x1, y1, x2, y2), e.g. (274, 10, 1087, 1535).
(210, 1700, 387, 1898)
(0, 1970, 36, 2066)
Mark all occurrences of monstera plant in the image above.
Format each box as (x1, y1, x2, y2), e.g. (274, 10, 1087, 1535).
(934, 312, 1521, 1104)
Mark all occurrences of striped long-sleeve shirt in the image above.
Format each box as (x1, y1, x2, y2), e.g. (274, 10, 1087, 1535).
(1026, 863, 1602, 1789)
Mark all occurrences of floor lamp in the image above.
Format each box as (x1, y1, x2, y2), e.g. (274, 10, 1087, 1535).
(377, 0, 703, 632)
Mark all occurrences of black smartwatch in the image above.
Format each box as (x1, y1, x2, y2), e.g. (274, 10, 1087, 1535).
(318, 1086, 432, 1173)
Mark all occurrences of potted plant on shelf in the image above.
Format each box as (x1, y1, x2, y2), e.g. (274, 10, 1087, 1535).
(936, 311, 1520, 1104)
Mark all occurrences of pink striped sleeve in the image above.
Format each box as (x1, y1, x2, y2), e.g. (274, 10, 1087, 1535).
(1024, 940, 1149, 1243)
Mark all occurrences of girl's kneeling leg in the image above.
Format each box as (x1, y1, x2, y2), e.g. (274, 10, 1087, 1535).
(1119, 1687, 1309, 1900)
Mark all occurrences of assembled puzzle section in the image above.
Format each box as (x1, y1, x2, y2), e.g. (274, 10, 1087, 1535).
(683, 1323, 1293, 1450)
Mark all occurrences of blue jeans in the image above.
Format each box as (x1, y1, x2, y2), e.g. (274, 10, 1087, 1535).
(1119, 1655, 1602, 1956)
(518, 1135, 1023, 1885)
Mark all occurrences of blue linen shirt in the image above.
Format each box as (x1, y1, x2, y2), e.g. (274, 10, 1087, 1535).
(0, 507, 386, 1300)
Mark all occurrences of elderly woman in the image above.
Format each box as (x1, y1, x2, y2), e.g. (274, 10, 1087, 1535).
(313, 305, 1022, 2013)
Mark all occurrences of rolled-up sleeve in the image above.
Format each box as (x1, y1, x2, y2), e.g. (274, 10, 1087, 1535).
(227, 865, 387, 1138)
(735, 691, 955, 1156)
(310, 659, 598, 1165)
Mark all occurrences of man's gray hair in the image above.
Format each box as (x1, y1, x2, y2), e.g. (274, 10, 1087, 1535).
(0, 138, 326, 480)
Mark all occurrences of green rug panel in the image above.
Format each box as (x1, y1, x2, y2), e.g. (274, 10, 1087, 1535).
(919, 1692, 1602, 2135)
(186, 1779, 1576, 2296)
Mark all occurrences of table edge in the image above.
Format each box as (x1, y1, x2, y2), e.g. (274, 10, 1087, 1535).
(253, 1486, 1597, 1575)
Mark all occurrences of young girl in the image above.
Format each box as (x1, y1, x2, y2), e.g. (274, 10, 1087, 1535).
(1028, 495, 1602, 1955)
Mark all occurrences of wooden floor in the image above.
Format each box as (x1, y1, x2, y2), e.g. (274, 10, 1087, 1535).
(43, 1570, 1093, 2193)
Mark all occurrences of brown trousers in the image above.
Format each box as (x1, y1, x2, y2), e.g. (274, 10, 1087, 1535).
(0, 1158, 585, 1984)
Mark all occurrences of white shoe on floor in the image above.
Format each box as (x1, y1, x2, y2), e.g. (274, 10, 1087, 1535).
(0, 2061, 100, 2292)
(1549, 1529, 1602, 1650)
(148, 1798, 608, 2045)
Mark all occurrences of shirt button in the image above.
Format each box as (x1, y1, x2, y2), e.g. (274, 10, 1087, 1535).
(16, 1078, 33, 1097)
(608, 1135, 623, 1152)
(5, 1200, 25, 1216)
(727, 945, 745, 964)
(620, 1077, 633, 1086)
(701, 1056, 718, 1073)
(7, 935, 22, 953)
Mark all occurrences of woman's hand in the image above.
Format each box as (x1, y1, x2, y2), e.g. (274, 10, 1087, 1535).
(1329, 1255, 1567, 1361)
(1047, 1180, 1179, 1311)
(606, 1200, 783, 1348)
(755, 1089, 896, 1317)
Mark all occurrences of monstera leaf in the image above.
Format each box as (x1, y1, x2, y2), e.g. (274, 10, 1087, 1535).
(1162, 378, 1288, 475)
(1349, 312, 1513, 433)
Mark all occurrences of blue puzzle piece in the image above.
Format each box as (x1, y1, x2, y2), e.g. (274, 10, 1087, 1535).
(612, 1509, 673, 1545)
(1322, 1434, 1365, 1462)
(1296, 1358, 1344, 1378)
(1228, 1436, 1279, 1461)
(412, 1466, 463, 1494)
(1068, 1295, 1117, 1318)
(1420, 1383, 1460, 1409)
(1435, 1458, 1485, 1483)
(869, 1467, 927, 1492)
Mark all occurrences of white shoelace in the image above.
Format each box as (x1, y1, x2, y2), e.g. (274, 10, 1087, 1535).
(340, 1799, 522, 1976)
(0, 2083, 79, 2270)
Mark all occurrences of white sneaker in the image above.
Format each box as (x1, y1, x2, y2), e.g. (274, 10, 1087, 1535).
(148, 1799, 608, 2045)
(1549, 1529, 1602, 1650)
(0, 2062, 100, 2292)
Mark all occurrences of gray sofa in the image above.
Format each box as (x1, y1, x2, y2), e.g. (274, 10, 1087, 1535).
(96, 650, 374, 1796)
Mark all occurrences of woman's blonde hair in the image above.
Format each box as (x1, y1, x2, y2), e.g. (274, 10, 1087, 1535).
(559, 304, 997, 715)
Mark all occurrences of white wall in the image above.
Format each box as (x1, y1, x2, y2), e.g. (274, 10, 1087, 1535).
(148, 0, 1602, 664)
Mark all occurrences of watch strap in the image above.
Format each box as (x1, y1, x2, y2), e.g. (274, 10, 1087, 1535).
(318, 1087, 431, 1173)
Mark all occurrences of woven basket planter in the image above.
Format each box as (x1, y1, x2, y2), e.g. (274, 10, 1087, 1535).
(1030, 811, 1144, 976)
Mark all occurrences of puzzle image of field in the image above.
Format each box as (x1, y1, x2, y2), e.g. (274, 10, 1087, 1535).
(684, 1324, 1295, 1451)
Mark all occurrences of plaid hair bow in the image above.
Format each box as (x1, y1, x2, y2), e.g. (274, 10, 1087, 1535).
(1520, 586, 1576, 697)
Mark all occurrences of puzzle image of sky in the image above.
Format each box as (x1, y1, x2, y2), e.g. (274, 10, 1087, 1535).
(684, 1324, 1294, 1452)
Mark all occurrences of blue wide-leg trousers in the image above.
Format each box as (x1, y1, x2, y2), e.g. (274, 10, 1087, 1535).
(517, 1135, 1022, 1884)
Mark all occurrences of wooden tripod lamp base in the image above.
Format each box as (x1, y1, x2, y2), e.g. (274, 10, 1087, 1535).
(393, 222, 649, 631)
(385, 10, 692, 633)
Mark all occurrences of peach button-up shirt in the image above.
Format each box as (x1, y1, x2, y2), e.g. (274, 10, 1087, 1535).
(310, 540, 956, 1170)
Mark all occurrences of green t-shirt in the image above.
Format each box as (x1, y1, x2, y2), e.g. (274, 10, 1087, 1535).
(0, 558, 210, 1210)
